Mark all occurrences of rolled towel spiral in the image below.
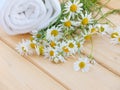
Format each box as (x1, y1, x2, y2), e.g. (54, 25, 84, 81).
(0, 0, 61, 35)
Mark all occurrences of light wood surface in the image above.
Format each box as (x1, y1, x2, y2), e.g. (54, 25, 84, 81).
(0, 28, 120, 90)
(0, 40, 66, 90)
(0, 0, 120, 90)
(84, 7, 120, 76)
(101, 0, 120, 9)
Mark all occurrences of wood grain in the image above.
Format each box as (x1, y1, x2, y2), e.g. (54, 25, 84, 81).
(83, 7, 120, 76)
(0, 23, 120, 90)
(100, 0, 120, 9)
(0, 0, 120, 90)
(84, 35, 120, 76)
(0, 40, 66, 90)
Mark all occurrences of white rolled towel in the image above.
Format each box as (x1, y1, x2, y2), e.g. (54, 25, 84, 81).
(0, 0, 61, 35)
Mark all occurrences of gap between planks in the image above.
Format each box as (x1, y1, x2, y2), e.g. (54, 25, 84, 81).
(0, 40, 67, 90)
(0, 0, 120, 90)
(0, 25, 120, 90)
(83, 34, 120, 77)
(0, 34, 120, 90)
(100, 0, 120, 9)
(0, 32, 70, 89)
(0, 38, 70, 90)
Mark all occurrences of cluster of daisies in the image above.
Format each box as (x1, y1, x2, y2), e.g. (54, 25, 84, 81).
(16, 0, 120, 72)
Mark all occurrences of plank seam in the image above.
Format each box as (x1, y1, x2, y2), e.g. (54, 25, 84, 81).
(82, 52, 120, 77)
(0, 37, 70, 90)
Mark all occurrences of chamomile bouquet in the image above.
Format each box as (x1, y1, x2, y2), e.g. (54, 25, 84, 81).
(16, 0, 120, 72)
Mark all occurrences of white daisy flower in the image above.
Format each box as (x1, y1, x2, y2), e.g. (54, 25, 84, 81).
(88, 25, 98, 34)
(80, 12, 93, 25)
(106, 26, 120, 44)
(30, 30, 42, 40)
(29, 40, 37, 49)
(27, 40, 37, 54)
(81, 29, 92, 41)
(74, 57, 91, 72)
(53, 55, 66, 63)
(46, 26, 62, 41)
(35, 45, 44, 56)
(107, 26, 120, 38)
(75, 37, 84, 51)
(107, 27, 120, 44)
(16, 39, 34, 55)
(60, 17, 74, 30)
(44, 47, 58, 60)
(95, 24, 110, 35)
(110, 31, 120, 39)
(59, 41, 71, 57)
(48, 41, 57, 48)
(111, 36, 120, 45)
(64, 0, 83, 19)
(67, 40, 78, 54)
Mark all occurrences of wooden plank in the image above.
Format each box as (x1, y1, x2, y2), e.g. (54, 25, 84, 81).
(100, 0, 120, 9)
(0, 27, 120, 89)
(101, 8, 120, 26)
(82, 7, 120, 76)
(0, 40, 66, 90)
(0, 0, 120, 89)
(84, 35, 120, 76)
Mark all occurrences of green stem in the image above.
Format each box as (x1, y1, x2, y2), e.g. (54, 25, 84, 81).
(89, 37, 94, 60)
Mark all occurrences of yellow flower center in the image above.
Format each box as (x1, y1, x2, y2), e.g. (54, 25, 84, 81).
(30, 43, 36, 49)
(118, 37, 120, 42)
(62, 46, 69, 53)
(99, 26, 104, 32)
(39, 46, 44, 55)
(64, 21, 72, 27)
(22, 47, 26, 52)
(77, 43, 81, 48)
(50, 41, 56, 48)
(36, 34, 41, 38)
(79, 62, 86, 69)
(51, 30, 59, 37)
(69, 43, 74, 48)
(82, 18, 89, 25)
(91, 28, 96, 33)
(30, 36, 34, 41)
(70, 4, 77, 12)
(111, 32, 119, 38)
(49, 50, 54, 56)
(84, 34, 91, 40)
